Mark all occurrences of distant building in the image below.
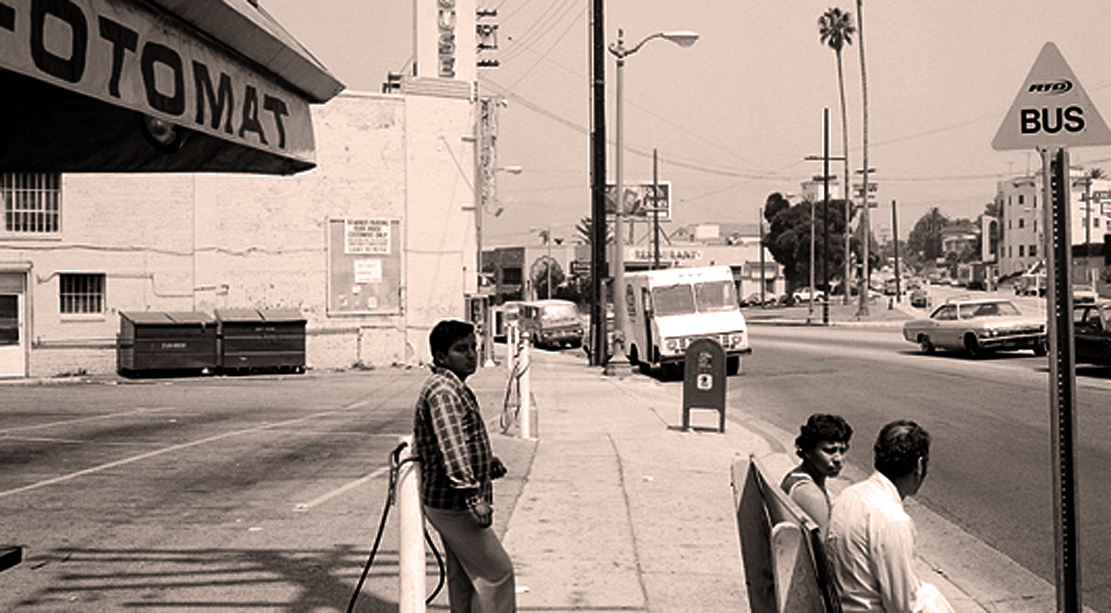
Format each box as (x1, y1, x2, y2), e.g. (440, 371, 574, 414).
(996, 170, 1111, 277)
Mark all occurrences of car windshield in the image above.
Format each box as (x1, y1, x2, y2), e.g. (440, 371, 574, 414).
(654, 280, 738, 316)
(653, 285, 696, 316)
(695, 280, 738, 313)
(542, 303, 578, 320)
(958, 301, 1021, 319)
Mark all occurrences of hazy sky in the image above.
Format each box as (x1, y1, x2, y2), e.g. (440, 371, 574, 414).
(262, 0, 1111, 245)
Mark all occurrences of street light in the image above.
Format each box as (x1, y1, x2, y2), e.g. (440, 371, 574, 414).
(608, 29, 697, 369)
(474, 163, 522, 367)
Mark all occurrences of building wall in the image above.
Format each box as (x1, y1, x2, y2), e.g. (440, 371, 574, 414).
(998, 172, 1111, 277)
(5, 90, 476, 377)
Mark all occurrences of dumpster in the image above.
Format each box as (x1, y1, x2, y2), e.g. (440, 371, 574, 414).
(216, 308, 306, 374)
(117, 311, 218, 377)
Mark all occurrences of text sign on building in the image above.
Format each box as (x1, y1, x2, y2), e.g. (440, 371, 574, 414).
(0, 0, 316, 163)
(345, 219, 391, 254)
(992, 42, 1111, 151)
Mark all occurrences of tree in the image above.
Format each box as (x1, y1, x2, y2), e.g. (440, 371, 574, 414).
(576, 216, 612, 246)
(764, 192, 791, 222)
(855, 0, 871, 314)
(530, 256, 566, 300)
(762, 194, 855, 292)
(819, 7, 856, 305)
(907, 207, 948, 265)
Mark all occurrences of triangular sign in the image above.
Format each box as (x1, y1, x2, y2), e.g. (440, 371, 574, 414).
(992, 42, 1111, 151)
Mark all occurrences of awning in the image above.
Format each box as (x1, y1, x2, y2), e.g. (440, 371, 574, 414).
(0, 0, 344, 175)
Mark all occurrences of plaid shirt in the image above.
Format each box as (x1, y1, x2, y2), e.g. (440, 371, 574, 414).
(412, 366, 494, 511)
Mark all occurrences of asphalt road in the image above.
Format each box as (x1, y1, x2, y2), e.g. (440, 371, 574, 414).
(0, 372, 435, 611)
(741, 323, 1111, 611)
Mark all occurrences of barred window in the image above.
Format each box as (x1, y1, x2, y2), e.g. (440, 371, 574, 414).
(59, 273, 105, 315)
(3, 173, 61, 234)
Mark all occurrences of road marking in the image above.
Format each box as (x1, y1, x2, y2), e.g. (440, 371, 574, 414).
(0, 399, 373, 500)
(293, 466, 390, 512)
(0, 435, 162, 447)
(0, 406, 178, 435)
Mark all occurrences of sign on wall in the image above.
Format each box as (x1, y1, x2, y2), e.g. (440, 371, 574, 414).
(328, 219, 401, 314)
(0, 0, 316, 163)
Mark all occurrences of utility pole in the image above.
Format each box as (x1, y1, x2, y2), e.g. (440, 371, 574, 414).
(653, 149, 660, 270)
(892, 199, 900, 302)
(588, 0, 607, 367)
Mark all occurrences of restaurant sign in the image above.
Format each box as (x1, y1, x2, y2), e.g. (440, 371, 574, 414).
(0, 0, 315, 163)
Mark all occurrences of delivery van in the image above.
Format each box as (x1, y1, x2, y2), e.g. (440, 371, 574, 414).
(517, 299, 584, 349)
(622, 266, 751, 375)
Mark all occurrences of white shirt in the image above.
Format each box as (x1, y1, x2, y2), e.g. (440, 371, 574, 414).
(824, 471, 921, 612)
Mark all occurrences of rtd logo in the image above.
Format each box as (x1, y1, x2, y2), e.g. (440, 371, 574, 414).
(1028, 80, 1073, 95)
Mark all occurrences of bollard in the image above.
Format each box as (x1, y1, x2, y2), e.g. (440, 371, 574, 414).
(505, 324, 516, 373)
(519, 338, 531, 439)
(397, 435, 425, 613)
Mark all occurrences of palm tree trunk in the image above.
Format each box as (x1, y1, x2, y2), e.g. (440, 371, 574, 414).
(836, 51, 851, 306)
(856, 0, 870, 316)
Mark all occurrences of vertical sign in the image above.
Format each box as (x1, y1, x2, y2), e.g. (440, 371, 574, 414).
(994, 42, 1111, 612)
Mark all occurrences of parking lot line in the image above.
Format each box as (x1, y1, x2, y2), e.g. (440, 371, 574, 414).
(293, 466, 389, 512)
(0, 400, 372, 500)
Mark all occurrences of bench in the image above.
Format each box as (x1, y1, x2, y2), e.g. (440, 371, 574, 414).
(731, 454, 840, 612)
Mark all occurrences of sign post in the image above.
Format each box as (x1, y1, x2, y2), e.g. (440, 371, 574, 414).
(993, 41, 1111, 613)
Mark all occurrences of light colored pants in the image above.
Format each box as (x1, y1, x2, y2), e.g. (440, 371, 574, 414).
(423, 506, 516, 613)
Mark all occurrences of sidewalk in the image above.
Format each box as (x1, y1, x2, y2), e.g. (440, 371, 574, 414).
(471, 350, 1063, 612)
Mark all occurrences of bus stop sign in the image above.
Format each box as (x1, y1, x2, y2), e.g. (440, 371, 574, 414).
(993, 42, 1111, 151)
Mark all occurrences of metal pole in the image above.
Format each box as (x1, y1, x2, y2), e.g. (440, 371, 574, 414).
(759, 208, 766, 307)
(1044, 146, 1081, 613)
(613, 37, 628, 360)
(822, 108, 830, 324)
(589, 0, 606, 367)
(397, 435, 425, 613)
(546, 227, 552, 299)
(892, 199, 901, 301)
(653, 149, 660, 270)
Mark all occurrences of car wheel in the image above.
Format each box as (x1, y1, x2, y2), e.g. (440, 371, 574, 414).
(964, 333, 983, 358)
(918, 335, 935, 354)
(1033, 342, 1048, 357)
(727, 355, 741, 376)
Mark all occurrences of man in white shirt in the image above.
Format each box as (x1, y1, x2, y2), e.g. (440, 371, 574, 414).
(824, 420, 952, 613)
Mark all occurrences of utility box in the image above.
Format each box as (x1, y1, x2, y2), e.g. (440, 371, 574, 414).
(216, 309, 306, 374)
(682, 338, 727, 432)
(117, 311, 218, 377)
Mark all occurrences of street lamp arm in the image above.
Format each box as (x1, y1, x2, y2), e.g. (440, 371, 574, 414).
(609, 30, 699, 59)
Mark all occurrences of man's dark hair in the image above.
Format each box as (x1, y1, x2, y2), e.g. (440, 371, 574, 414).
(795, 413, 853, 459)
(873, 420, 931, 480)
(429, 319, 474, 364)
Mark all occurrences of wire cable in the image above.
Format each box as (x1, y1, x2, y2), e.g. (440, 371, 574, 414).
(346, 442, 446, 612)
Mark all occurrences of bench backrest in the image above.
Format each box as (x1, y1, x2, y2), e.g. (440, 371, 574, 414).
(731, 454, 840, 613)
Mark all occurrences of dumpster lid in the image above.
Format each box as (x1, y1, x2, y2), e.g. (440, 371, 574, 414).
(120, 311, 215, 324)
(215, 308, 305, 322)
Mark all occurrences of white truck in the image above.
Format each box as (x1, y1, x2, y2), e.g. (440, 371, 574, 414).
(621, 265, 751, 375)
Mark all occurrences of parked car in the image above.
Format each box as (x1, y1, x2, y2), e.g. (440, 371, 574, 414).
(909, 287, 930, 309)
(1073, 286, 1099, 304)
(791, 289, 826, 303)
(902, 298, 1047, 357)
(1074, 300, 1111, 366)
(518, 299, 584, 349)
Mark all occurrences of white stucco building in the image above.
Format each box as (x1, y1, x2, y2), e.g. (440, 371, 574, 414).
(996, 170, 1111, 277)
(0, 0, 486, 377)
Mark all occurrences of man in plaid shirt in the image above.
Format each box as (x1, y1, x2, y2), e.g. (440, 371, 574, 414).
(414, 319, 515, 612)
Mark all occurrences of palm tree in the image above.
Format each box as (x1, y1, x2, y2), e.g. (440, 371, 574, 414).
(855, 0, 871, 315)
(818, 7, 855, 305)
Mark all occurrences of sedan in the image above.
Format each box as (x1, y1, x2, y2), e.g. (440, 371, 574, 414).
(1074, 300, 1111, 366)
(902, 298, 1048, 357)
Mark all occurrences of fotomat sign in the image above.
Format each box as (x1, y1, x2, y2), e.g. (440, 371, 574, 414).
(0, 0, 315, 161)
(993, 42, 1111, 151)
